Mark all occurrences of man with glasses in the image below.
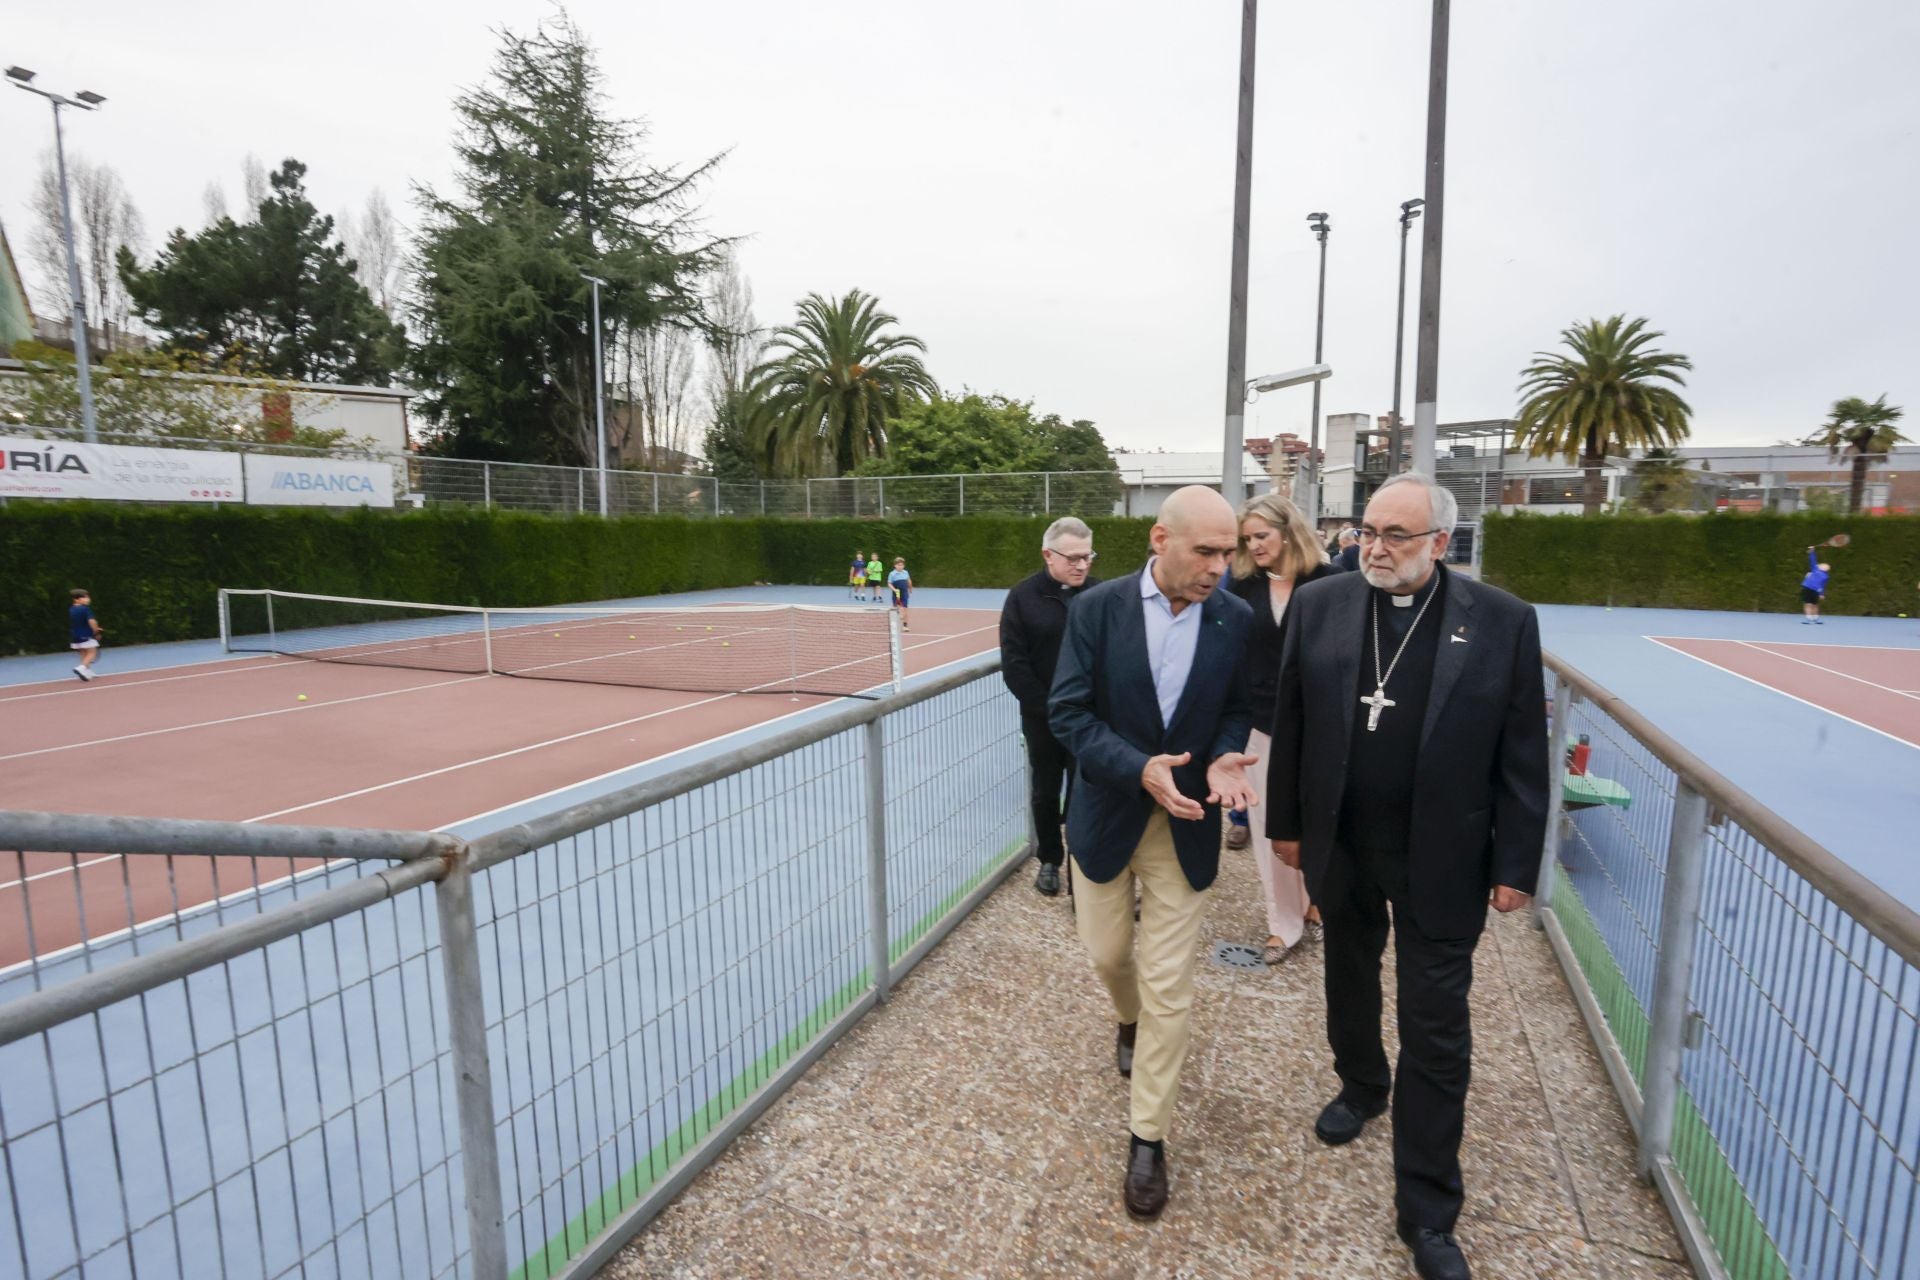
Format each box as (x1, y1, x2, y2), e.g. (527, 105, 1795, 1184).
(1000, 516, 1102, 896)
(1264, 472, 1548, 1280)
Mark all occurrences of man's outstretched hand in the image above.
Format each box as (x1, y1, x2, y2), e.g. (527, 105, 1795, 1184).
(1206, 752, 1260, 813)
(1142, 753, 1204, 820)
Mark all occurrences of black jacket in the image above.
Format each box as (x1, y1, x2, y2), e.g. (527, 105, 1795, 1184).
(1336, 543, 1361, 573)
(1264, 566, 1549, 939)
(1048, 572, 1254, 890)
(999, 568, 1100, 713)
(1226, 561, 1340, 731)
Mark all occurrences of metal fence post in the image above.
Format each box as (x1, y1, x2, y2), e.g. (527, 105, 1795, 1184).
(878, 476, 886, 519)
(482, 460, 492, 509)
(652, 472, 660, 515)
(759, 480, 766, 515)
(1535, 678, 1574, 920)
(435, 849, 509, 1280)
(714, 481, 722, 517)
(1044, 472, 1052, 514)
(1640, 780, 1711, 1180)
(958, 474, 966, 516)
(805, 478, 813, 519)
(865, 718, 892, 1003)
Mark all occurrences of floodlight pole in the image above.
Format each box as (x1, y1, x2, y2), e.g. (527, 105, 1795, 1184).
(1219, 0, 1258, 509)
(1411, 0, 1450, 477)
(581, 272, 609, 516)
(1306, 213, 1330, 523)
(9, 71, 103, 443)
(1388, 198, 1423, 475)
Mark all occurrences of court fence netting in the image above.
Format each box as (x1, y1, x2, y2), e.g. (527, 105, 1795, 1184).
(218, 588, 905, 699)
(0, 651, 1913, 1279)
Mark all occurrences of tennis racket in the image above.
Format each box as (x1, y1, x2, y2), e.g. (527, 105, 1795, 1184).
(1818, 533, 1851, 548)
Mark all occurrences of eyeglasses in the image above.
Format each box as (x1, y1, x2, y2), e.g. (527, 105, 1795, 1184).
(1045, 550, 1098, 566)
(1356, 527, 1442, 548)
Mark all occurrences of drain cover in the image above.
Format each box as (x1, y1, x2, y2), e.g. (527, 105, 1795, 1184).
(1210, 941, 1265, 971)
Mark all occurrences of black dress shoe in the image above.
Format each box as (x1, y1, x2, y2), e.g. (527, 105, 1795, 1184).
(1123, 1139, 1168, 1220)
(1035, 863, 1062, 896)
(1115, 1022, 1137, 1078)
(1397, 1220, 1471, 1280)
(1313, 1094, 1387, 1146)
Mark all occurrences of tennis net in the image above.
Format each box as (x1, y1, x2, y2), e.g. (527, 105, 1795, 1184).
(219, 588, 904, 697)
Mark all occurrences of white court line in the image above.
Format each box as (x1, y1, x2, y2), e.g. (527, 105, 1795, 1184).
(0, 673, 491, 763)
(0, 622, 1001, 893)
(1645, 637, 1920, 753)
(0, 655, 304, 704)
(1729, 640, 1920, 703)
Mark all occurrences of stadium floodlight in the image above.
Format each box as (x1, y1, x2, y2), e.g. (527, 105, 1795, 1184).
(8, 67, 106, 441)
(1245, 364, 1331, 397)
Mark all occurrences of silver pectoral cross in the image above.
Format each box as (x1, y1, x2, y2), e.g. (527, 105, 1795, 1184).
(1361, 686, 1396, 732)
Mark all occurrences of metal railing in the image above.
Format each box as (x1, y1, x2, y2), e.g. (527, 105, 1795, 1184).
(0, 655, 1028, 1280)
(1536, 653, 1919, 1280)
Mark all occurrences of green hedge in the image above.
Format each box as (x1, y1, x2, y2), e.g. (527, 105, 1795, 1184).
(757, 516, 1155, 587)
(0, 505, 1159, 654)
(1483, 512, 1920, 615)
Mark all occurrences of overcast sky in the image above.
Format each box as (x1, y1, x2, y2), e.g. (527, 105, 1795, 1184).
(6, 0, 1917, 454)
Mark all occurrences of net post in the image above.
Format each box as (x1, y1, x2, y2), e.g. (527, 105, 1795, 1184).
(217, 589, 231, 653)
(864, 717, 892, 1002)
(265, 591, 276, 651)
(887, 607, 904, 694)
(482, 610, 495, 676)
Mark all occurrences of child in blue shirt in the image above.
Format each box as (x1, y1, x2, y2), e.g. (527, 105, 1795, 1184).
(69, 588, 103, 681)
(887, 558, 914, 631)
(1800, 547, 1831, 624)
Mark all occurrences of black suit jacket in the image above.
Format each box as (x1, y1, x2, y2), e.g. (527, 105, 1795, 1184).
(999, 568, 1101, 714)
(1264, 566, 1549, 938)
(1048, 572, 1255, 890)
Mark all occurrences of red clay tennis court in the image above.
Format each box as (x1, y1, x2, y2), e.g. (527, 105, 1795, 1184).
(0, 601, 1002, 966)
(1647, 636, 1920, 749)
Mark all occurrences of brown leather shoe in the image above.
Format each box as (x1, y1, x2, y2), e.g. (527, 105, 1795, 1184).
(1115, 1021, 1137, 1078)
(1124, 1139, 1168, 1220)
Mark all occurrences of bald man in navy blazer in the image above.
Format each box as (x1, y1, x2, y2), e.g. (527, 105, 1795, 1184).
(1049, 485, 1259, 1221)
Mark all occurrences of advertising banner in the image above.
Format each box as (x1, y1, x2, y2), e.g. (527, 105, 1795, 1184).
(241, 454, 395, 508)
(0, 436, 242, 502)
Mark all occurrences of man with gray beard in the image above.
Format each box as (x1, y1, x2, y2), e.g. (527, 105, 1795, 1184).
(1265, 472, 1548, 1280)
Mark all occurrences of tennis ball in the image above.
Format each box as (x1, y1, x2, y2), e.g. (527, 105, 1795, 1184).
(1901, 612, 1910, 619)
(629, 633, 636, 639)
(296, 694, 308, 702)
(722, 640, 731, 647)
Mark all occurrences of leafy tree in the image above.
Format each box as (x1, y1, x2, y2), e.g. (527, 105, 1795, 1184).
(1801, 394, 1907, 514)
(1513, 315, 1692, 516)
(744, 290, 936, 477)
(118, 159, 402, 384)
(0, 339, 359, 450)
(410, 14, 725, 465)
(852, 392, 1116, 477)
(1626, 447, 1696, 514)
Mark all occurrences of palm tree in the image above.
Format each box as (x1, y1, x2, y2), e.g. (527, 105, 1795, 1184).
(1627, 446, 1696, 514)
(1803, 395, 1907, 514)
(1513, 316, 1693, 516)
(743, 290, 938, 477)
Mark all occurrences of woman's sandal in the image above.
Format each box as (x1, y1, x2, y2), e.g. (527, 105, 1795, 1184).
(1262, 941, 1289, 966)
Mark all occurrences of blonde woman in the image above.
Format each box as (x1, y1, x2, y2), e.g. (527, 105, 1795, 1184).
(1227, 493, 1335, 964)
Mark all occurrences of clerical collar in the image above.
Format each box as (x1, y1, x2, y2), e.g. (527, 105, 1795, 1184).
(1379, 568, 1442, 609)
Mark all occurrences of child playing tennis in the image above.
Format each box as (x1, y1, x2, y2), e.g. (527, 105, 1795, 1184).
(68, 588, 103, 681)
(1801, 546, 1832, 624)
(887, 557, 914, 631)
(849, 551, 868, 601)
(865, 553, 884, 602)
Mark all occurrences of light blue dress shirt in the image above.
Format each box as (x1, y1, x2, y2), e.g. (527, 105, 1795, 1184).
(1139, 558, 1201, 729)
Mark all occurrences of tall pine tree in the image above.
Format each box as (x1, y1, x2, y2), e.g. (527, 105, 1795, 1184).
(410, 14, 726, 463)
(119, 159, 401, 384)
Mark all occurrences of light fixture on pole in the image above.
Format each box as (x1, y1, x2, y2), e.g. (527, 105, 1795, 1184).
(1245, 364, 1332, 502)
(1304, 212, 1331, 523)
(8, 66, 106, 444)
(579, 272, 609, 516)
(1387, 198, 1423, 475)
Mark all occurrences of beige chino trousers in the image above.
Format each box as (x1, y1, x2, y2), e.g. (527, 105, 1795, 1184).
(1072, 809, 1211, 1142)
